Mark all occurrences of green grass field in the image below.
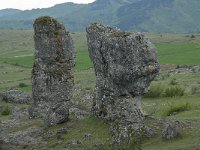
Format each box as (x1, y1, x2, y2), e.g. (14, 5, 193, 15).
(1, 30, 200, 91)
(0, 29, 200, 149)
(156, 43, 200, 64)
(0, 30, 200, 70)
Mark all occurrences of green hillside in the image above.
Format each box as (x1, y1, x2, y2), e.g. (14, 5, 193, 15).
(0, 0, 200, 33)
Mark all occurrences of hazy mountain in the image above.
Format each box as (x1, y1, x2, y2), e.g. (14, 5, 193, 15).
(0, 9, 21, 17)
(0, 0, 200, 33)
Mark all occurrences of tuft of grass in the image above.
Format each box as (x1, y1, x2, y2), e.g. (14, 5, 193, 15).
(2, 97, 8, 103)
(1, 105, 10, 116)
(145, 85, 164, 98)
(55, 116, 112, 149)
(164, 86, 185, 97)
(163, 102, 191, 117)
(169, 78, 178, 85)
(19, 82, 28, 87)
(145, 85, 185, 98)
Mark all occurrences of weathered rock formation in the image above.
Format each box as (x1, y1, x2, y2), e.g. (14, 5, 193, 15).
(162, 123, 180, 140)
(0, 90, 32, 104)
(86, 23, 159, 143)
(29, 16, 75, 126)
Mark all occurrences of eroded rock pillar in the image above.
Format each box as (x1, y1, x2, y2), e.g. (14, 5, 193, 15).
(29, 16, 75, 126)
(86, 23, 159, 143)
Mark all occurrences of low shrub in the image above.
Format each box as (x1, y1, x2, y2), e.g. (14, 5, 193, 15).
(191, 34, 195, 38)
(163, 102, 191, 116)
(169, 78, 178, 85)
(1, 105, 10, 116)
(19, 82, 28, 87)
(14, 62, 19, 66)
(144, 85, 164, 98)
(2, 97, 8, 103)
(164, 86, 185, 97)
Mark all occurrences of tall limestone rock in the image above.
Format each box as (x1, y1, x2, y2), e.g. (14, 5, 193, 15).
(29, 16, 75, 126)
(86, 23, 159, 143)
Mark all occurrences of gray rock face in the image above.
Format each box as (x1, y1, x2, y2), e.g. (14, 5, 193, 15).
(162, 123, 180, 140)
(86, 23, 159, 143)
(86, 23, 159, 120)
(29, 16, 75, 126)
(0, 90, 32, 104)
(69, 107, 90, 119)
(0, 127, 44, 150)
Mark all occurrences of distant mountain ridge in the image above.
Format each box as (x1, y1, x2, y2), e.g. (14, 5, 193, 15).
(0, 0, 200, 33)
(0, 9, 21, 17)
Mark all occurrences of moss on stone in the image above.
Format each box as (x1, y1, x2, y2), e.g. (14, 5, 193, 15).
(1, 105, 10, 116)
(46, 62, 72, 78)
(53, 29, 60, 36)
(48, 69, 66, 77)
(34, 16, 58, 26)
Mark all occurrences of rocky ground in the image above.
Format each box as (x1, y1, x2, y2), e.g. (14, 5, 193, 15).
(0, 90, 91, 150)
(1, 66, 200, 150)
(1, 98, 199, 150)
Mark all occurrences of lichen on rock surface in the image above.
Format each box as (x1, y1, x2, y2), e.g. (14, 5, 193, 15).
(86, 22, 159, 143)
(34, 16, 58, 26)
(29, 16, 75, 126)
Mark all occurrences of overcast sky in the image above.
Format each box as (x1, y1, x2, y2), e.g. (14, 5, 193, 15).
(0, 0, 96, 10)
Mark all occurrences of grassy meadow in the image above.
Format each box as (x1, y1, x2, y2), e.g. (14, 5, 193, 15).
(1, 30, 200, 91)
(0, 29, 200, 149)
